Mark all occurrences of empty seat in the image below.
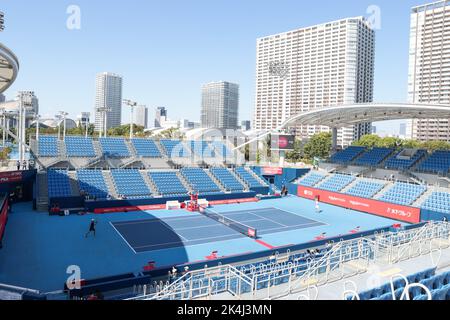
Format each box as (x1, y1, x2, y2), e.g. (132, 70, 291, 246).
(77, 170, 109, 199)
(385, 149, 427, 170)
(418, 150, 450, 175)
(297, 172, 326, 187)
(210, 167, 245, 192)
(160, 140, 191, 158)
(65, 136, 96, 157)
(354, 148, 394, 166)
(47, 169, 72, 198)
(110, 169, 151, 198)
(99, 138, 130, 157)
(148, 171, 188, 196)
(235, 167, 266, 188)
(345, 180, 385, 198)
(378, 182, 427, 206)
(131, 139, 162, 158)
(180, 168, 222, 194)
(316, 174, 355, 192)
(329, 146, 366, 164)
(421, 192, 450, 214)
(38, 136, 59, 157)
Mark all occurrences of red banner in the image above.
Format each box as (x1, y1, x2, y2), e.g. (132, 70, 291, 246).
(0, 198, 8, 244)
(262, 167, 283, 175)
(0, 171, 23, 184)
(297, 186, 421, 224)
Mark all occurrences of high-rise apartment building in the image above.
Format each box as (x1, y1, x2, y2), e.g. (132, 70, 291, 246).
(201, 81, 239, 129)
(407, 0, 450, 141)
(94, 72, 123, 131)
(154, 107, 167, 128)
(133, 105, 149, 128)
(254, 17, 375, 146)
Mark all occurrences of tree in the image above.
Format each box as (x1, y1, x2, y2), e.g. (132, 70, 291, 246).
(401, 139, 421, 149)
(352, 134, 382, 148)
(421, 140, 450, 151)
(303, 132, 332, 160)
(285, 139, 304, 163)
(107, 124, 145, 137)
(155, 127, 182, 139)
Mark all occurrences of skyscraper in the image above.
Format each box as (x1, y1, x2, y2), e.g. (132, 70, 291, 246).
(154, 107, 167, 128)
(253, 17, 375, 146)
(94, 72, 123, 132)
(133, 105, 149, 128)
(201, 81, 239, 129)
(0, 11, 4, 32)
(407, 0, 450, 141)
(0, 93, 5, 103)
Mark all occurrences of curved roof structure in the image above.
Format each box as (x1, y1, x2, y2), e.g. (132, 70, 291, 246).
(279, 103, 450, 128)
(0, 43, 19, 94)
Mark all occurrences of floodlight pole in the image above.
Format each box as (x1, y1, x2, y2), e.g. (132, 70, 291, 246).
(123, 99, 138, 139)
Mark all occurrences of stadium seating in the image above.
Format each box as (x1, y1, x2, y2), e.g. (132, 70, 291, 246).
(354, 147, 394, 166)
(421, 192, 450, 214)
(160, 140, 191, 158)
(180, 168, 222, 194)
(378, 182, 426, 206)
(316, 174, 355, 192)
(148, 171, 188, 196)
(131, 139, 162, 158)
(38, 136, 59, 157)
(297, 172, 326, 187)
(211, 141, 233, 158)
(110, 169, 151, 198)
(47, 169, 72, 198)
(417, 150, 450, 175)
(188, 141, 216, 158)
(210, 167, 245, 192)
(76, 170, 109, 199)
(329, 146, 366, 164)
(345, 180, 385, 198)
(235, 167, 266, 188)
(384, 149, 427, 170)
(65, 136, 96, 157)
(99, 138, 130, 157)
(348, 267, 437, 300)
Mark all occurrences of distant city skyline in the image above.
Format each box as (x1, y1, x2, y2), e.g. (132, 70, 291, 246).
(0, 0, 438, 135)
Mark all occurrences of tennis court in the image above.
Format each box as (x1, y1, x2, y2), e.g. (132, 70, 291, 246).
(111, 207, 326, 253)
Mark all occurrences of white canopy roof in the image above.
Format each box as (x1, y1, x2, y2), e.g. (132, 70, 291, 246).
(0, 43, 19, 94)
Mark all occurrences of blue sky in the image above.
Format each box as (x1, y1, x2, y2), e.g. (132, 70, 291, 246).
(0, 0, 431, 133)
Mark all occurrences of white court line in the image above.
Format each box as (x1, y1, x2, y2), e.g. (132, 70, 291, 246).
(250, 212, 288, 228)
(258, 221, 325, 234)
(271, 206, 331, 227)
(113, 214, 205, 227)
(109, 222, 138, 255)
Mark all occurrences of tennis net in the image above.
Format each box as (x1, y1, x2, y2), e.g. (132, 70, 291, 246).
(199, 206, 258, 239)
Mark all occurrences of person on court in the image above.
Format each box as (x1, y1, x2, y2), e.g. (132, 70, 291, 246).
(85, 219, 97, 238)
(315, 197, 321, 213)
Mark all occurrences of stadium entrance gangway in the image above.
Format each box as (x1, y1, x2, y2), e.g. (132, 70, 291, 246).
(128, 222, 450, 300)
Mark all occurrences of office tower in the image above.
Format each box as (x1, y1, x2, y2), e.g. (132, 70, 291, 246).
(201, 81, 239, 129)
(241, 120, 251, 131)
(254, 17, 375, 147)
(0, 93, 5, 103)
(77, 112, 90, 127)
(399, 123, 407, 137)
(94, 72, 123, 131)
(408, 1, 450, 141)
(0, 11, 4, 32)
(133, 105, 148, 128)
(154, 107, 167, 128)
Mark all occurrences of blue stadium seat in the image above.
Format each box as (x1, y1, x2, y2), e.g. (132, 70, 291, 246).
(38, 136, 59, 157)
(210, 167, 245, 192)
(354, 148, 394, 166)
(211, 141, 233, 158)
(417, 150, 450, 175)
(110, 169, 151, 198)
(235, 167, 266, 188)
(148, 171, 188, 196)
(160, 140, 191, 158)
(77, 170, 109, 199)
(421, 192, 450, 214)
(47, 169, 72, 198)
(329, 146, 366, 164)
(180, 168, 222, 194)
(378, 182, 426, 206)
(345, 180, 385, 198)
(298, 172, 326, 187)
(384, 149, 427, 170)
(99, 138, 130, 157)
(131, 139, 162, 158)
(316, 174, 355, 192)
(188, 141, 216, 158)
(65, 136, 96, 157)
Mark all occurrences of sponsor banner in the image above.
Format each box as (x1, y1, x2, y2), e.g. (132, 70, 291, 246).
(262, 167, 283, 175)
(298, 186, 421, 224)
(270, 134, 295, 151)
(94, 204, 166, 214)
(0, 171, 23, 184)
(209, 198, 259, 206)
(0, 198, 8, 243)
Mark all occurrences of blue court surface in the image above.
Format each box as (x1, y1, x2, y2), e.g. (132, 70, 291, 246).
(0, 196, 407, 292)
(112, 208, 326, 253)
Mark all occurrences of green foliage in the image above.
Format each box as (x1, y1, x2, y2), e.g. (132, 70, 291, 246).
(354, 134, 450, 152)
(107, 124, 145, 137)
(154, 127, 182, 139)
(303, 132, 332, 160)
(285, 139, 304, 163)
(0, 146, 12, 161)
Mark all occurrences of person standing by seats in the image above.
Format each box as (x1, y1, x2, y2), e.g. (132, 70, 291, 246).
(315, 196, 321, 213)
(85, 219, 98, 238)
(16, 160, 20, 171)
(22, 160, 27, 170)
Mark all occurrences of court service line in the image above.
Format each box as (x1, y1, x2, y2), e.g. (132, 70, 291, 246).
(109, 222, 138, 255)
(271, 206, 331, 227)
